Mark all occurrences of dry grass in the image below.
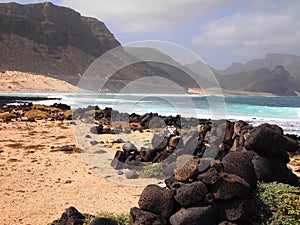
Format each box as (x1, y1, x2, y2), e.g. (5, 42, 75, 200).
(0, 112, 16, 120)
(84, 109, 102, 116)
(64, 110, 73, 118)
(7, 143, 23, 148)
(32, 104, 62, 112)
(25, 110, 50, 119)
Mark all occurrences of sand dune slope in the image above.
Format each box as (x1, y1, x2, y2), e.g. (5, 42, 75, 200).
(0, 71, 79, 92)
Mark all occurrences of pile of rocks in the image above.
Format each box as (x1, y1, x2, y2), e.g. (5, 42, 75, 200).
(76, 105, 211, 132)
(130, 122, 300, 224)
(110, 120, 212, 173)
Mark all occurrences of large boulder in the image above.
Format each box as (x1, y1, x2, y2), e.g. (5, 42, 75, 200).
(169, 205, 218, 225)
(173, 181, 208, 207)
(130, 207, 168, 225)
(174, 156, 199, 182)
(55, 206, 85, 225)
(251, 153, 273, 182)
(138, 184, 174, 218)
(181, 131, 199, 155)
(245, 124, 298, 159)
(211, 173, 250, 200)
(222, 151, 257, 188)
(197, 167, 221, 186)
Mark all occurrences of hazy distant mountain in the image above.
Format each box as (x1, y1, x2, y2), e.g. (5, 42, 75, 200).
(0, 2, 120, 84)
(216, 65, 300, 96)
(244, 65, 300, 96)
(219, 53, 300, 81)
(125, 47, 216, 88)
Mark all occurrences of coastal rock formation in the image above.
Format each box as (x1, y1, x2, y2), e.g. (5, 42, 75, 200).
(129, 118, 300, 224)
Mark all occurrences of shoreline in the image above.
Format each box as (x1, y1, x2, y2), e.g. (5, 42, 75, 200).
(0, 103, 299, 224)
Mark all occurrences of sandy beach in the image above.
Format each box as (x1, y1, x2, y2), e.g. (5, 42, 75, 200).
(0, 71, 79, 93)
(0, 120, 144, 225)
(0, 101, 299, 224)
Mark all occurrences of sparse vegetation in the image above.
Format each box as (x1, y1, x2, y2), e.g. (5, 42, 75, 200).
(32, 104, 62, 112)
(25, 109, 50, 119)
(138, 163, 165, 179)
(253, 182, 300, 225)
(64, 109, 73, 118)
(0, 112, 16, 119)
(83, 212, 130, 225)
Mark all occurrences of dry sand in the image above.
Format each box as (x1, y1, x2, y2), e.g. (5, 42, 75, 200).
(0, 120, 145, 225)
(0, 71, 79, 93)
(188, 87, 276, 96)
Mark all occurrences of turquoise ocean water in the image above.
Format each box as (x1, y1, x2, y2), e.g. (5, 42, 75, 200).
(2, 93, 300, 135)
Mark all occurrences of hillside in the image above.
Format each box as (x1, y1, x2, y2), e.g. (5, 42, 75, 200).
(1, 2, 299, 95)
(0, 2, 207, 93)
(0, 2, 120, 84)
(216, 65, 300, 96)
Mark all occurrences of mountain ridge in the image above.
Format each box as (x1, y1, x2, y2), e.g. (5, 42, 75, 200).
(219, 53, 300, 81)
(0, 2, 120, 80)
(0, 2, 300, 96)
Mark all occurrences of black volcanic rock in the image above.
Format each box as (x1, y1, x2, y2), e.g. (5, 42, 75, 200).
(0, 2, 120, 80)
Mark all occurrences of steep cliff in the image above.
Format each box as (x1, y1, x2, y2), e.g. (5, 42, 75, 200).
(0, 2, 120, 83)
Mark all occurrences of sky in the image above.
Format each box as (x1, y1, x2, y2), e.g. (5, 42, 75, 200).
(2, 0, 300, 69)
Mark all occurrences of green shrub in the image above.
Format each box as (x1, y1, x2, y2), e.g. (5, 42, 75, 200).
(253, 182, 300, 225)
(84, 212, 130, 225)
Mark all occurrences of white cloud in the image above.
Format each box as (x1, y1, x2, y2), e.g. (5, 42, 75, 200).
(191, 1, 300, 59)
(60, 0, 235, 33)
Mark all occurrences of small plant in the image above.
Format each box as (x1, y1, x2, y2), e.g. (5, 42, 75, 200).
(138, 163, 165, 179)
(253, 182, 300, 225)
(84, 212, 130, 225)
